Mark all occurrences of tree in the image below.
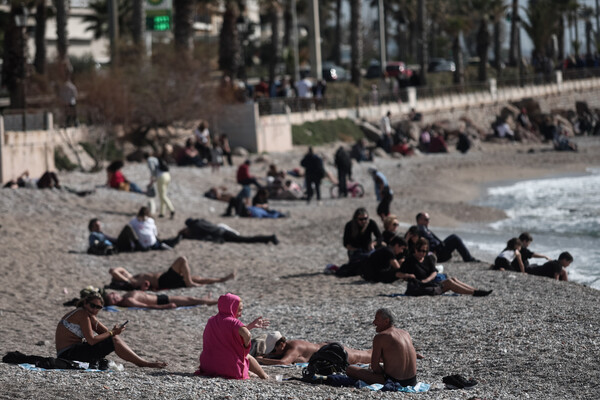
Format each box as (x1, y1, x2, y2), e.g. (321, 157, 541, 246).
(34, 0, 47, 74)
(350, 0, 363, 86)
(54, 0, 68, 62)
(522, 0, 561, 61)
(173, 0, 194, 53)
(219, 1, 242, 78)
(2, 2, 28, 109)
(508, 0, 519, 66)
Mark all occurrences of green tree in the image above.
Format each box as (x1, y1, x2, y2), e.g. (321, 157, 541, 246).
(219, 0, 242, 78)
(350, 0, 363, 86)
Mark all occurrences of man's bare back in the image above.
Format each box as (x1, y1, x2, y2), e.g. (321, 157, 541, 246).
(374, 327, 417, 381)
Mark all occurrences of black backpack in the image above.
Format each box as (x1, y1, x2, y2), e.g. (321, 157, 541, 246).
(302, 342, 349, 380)
(158, 158, 170, 172)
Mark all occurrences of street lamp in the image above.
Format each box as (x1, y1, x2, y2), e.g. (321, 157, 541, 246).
(14, 4, 29, 130)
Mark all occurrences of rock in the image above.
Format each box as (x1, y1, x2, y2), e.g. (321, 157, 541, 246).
(232, 147, 249, 157)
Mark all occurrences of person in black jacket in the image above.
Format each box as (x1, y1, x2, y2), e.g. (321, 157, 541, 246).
(334, 146, 352, 197)
(300, 147, 325, 203)
(179, 218, 278, 245)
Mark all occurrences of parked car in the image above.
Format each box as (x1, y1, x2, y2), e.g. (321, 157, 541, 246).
(322, 62, 349, 82)
(365, 63, 382, 79)
(428, 58, 456, 73)
(385, 61, 413, 80)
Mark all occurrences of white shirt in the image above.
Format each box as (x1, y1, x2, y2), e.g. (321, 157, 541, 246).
(496, 123, 514, 138)
(380, 115, 392, 135)
(296, 78, 313, 98)
(129, 217, 158, 248)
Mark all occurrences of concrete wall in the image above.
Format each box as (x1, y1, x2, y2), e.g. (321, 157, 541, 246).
(0, 126, 56, 184)
(220, 103, 293, 153)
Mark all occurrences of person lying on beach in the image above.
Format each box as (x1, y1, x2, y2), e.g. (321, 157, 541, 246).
(107, 256, 235, 291)
(416, 212, 479, 263)
(204, 186, 234, 202)
(399, 238, 492, 297)
(343, 208, 383, 263)
(179, 218, 279, 245)
(526, 251, 572, 281)
(345, 308, 417, 386)
(223, 189, 288, 218)
(3, 170, 60, 189)
(56, 292, 167, 368)
(129, 206, 181, 250)
(518, 232, 551, 268)
(256, 331, 372, 365)
(492, 238, 525, 272)
(88, 217, 142, 255)
(103, 290, 217, 309)
(335, 236, 407, 283)
(196, 293, 269, 379)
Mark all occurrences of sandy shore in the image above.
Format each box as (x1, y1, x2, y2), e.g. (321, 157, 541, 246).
(1, 137, 599, 399)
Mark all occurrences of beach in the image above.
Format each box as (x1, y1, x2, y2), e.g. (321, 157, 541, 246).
(1, 137, 599, 399)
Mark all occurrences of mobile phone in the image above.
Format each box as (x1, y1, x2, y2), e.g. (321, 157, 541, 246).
(120, 320, 129, 328)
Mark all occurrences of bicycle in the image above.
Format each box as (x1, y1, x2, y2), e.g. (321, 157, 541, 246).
(330, 180, 365, 198)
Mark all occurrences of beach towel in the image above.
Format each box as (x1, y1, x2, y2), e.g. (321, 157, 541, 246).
(18, 363, 106, 372)
(103, 305, 201, 312)
(380, 293, 459, 298)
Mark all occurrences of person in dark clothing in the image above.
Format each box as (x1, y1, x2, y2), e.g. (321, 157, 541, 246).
(336, 236, 408, 283)
(518, 232, 551, 268)
(300, 147, 325, 203)
(369, 168, 393, 220)
(179, 218, 279, 245)
(334, 146, 353, 197)
(399, 238, 492, 296)
(87, 218, 142, 255)
(343, 208, 383, 262)
(526, 252, 572, 281)
(416, 212, 479, 263)
(236, 160, 262, 188)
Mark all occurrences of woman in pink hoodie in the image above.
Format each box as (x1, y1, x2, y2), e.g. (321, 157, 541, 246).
(196, 293, 269, 379)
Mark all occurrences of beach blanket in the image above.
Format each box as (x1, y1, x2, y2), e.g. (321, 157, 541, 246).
(18, 363, 105, 372)
(103, 305, 201, 312)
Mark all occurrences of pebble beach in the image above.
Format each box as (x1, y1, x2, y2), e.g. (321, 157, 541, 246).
(1, 138, 599, 399)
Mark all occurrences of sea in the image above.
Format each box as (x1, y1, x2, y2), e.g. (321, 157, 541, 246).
(434, 167, 600, 290)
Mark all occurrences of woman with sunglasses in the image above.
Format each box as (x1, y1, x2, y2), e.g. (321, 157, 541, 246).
(55, 292, 167, 368)
(381, 215, 401, 245)
(398, 238, 492, 297)
(343, 208, 383, 262)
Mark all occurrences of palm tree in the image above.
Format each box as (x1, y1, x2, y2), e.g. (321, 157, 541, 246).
(131, 0, 144, 49)
(522, 0, 561, 61)
(82, 0, 133, 40)
(417, 0, 427, 85)
(2, 2, 28, 108)
(219, 0, 242, 78)
(34, 0, 47, 74)
(508, 0, 518, 66)
(266, 0, 283, 85)
(173, 0, 194, 53)
(55, 0, 69, 61)
(350, 0, 363, 86)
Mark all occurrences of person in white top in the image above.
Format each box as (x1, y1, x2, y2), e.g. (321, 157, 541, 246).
(144, 152, 175, 219)
(129, 207, 181, 251)
(380, 111, 393, 153)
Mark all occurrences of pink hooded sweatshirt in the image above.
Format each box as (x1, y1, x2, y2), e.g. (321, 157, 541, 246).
(196, 293, 250, 379)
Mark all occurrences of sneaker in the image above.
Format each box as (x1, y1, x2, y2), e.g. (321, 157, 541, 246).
(473, 289, 493, 297)
(170, 211, 175, 220)
(466, 258, 481, 263)
(324, 264, 339, 274)
(271, 235, 279, 245)
(442, 374, 478, 389)
(160, 242, 173, 250)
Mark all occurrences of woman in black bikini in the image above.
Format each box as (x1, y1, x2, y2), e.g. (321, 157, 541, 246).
(55, 292, 167, 368)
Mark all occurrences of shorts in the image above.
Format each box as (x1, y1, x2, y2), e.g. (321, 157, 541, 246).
(157, 267, 185, 289)
(385, 374, 417, 387)
(57, 336, 115, 363)
(156, 294, 170, 305)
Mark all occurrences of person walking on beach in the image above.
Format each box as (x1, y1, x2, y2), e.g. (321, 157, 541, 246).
(526, 251, 573, 281)
(300, 146, 325, 203)
(369, 168, 393, 220)
(416, 212, 479, 263)
(56, 292, 167, 368)
(144, 152, 175, 219)
(334, 146, 352, 198)
(345, 308, 417, 386)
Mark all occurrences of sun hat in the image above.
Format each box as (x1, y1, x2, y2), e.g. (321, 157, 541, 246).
(265, 331, 283, 354)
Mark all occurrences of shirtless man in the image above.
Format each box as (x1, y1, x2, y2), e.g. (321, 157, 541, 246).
(256, 332, 371, 365)
(346, 308, 418, 386)
(103, 291, 217, 309)
(108, 256, 235, 291)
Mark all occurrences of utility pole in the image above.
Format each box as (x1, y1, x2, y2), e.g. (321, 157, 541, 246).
(308, 0, 322, 80)
(291, 0, 300, 83)
(378, 0, 386, 70)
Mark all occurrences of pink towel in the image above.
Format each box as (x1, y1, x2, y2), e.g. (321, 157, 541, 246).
(196, 293, 250, 379)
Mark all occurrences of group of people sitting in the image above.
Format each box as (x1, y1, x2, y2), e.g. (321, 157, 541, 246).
(330, 208, 491, 296)
(492, 232, 572, 281)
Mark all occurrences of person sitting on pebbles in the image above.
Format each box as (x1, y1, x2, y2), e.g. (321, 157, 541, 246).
(107, 256, 235, 291)
(56, 292, 167, 368)
(103, 290, 217, 309)
(196, 293, 269, 379)
(256, 331, 372, 365)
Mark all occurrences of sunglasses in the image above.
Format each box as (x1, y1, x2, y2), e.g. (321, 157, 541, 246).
(392, 222, 399, 227)
(87, 302, 103, 310)
(416, 249, 428, 253)
(357, 217, 368, 221)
